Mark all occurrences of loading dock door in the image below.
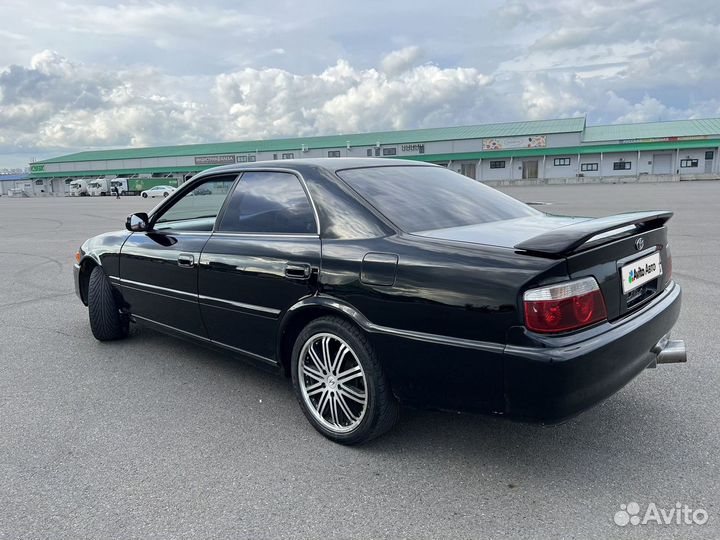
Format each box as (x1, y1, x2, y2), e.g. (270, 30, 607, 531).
(522, 160, 538, 179)
(652, 154, 672, 174)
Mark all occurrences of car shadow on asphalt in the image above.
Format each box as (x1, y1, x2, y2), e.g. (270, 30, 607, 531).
(130, 325, 683, 481)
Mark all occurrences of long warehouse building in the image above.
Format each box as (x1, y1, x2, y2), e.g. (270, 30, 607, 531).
(20, 116, 720, 196)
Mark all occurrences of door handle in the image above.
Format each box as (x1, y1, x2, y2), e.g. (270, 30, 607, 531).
(284, 263, 312, 280)
(177, 253, 195, 268)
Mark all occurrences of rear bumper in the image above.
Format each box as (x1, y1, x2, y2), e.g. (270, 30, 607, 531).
(503, 281, 683, 423)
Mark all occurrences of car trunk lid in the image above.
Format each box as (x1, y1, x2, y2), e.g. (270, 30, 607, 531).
(415, 211, 673, 322)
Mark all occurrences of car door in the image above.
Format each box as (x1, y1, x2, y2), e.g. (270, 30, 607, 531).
(198, 170, 321, 361)
(118, 175, 237, 337)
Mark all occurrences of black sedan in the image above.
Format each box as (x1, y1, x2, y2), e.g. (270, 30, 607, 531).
(73, 158, 685, 444)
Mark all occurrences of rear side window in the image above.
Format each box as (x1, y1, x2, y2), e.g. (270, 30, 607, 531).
(217, 171, 316, 234)
(337, 166, 538, 232)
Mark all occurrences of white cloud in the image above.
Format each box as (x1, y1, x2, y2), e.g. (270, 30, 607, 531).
(381, 46, 424, 76)
(1, 0, 720, 168)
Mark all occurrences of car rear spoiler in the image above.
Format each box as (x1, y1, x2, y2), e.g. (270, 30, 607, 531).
(515, 211, 673, 257)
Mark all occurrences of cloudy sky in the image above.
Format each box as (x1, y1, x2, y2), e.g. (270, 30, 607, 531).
(1, 0, 719, 169)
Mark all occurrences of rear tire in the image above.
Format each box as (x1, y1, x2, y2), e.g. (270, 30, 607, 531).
(291, 316, 399, 445)
(88, 266, 129, 341)
(142, 192, 148, 198)
(163, 192, 169, 197)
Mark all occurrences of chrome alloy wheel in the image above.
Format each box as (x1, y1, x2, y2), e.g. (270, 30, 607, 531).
(298, 332, 368, 433)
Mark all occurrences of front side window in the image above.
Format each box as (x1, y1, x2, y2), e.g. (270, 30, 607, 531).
(153, 175, 236, 232)
(338, 166, 538, 233)
(217, 171, 316, 234)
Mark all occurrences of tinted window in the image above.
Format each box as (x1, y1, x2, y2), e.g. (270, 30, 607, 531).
(154, 176, 236, 232)
(337, 166, 538, 232)
(217, 171, 316, 234)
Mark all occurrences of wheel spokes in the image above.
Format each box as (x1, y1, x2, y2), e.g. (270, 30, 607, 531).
(300, 333, 367, 432)
(337, 365, 362, 384)
(308, 347, 325, 375)
(339, 383, 366, 404)
(335, 391, 358, 422)
(321, 336, 332, 372)
(330, 343, 350, 374)
(303, 364, 324, 382)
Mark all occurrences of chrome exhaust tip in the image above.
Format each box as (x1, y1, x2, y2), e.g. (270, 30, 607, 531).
(651, 335, 687, 365)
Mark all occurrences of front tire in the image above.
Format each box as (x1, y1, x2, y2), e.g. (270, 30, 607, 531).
(142, 192, 148, 198)
(163, 192, 169, 197)
(88, 266, 129, 341)
(291, 316, 399, 445)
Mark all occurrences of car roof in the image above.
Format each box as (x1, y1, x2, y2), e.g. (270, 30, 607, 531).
(195, 157, 438, 178)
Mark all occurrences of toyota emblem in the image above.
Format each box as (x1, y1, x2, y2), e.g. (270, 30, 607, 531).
(635, 237, 645, 251)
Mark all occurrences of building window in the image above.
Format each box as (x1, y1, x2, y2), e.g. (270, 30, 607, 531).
(705, 151, 714, 160)
(328, 150, 341, 158)
(367, 149, 373, 156)
(553, 157, 571, 166)
(489, 161, 505, 169)
(374, 148, 381, 156)
(281, 153, 294, 159)
(680, 159, 699, 168)
(273, 154, 278, 160)
(580, 163, 599, 172)
(248, 155, 256, 162)
(237, 155, 247, 163)
(613, 161, 632, 171)
(382, 147, 397, 156)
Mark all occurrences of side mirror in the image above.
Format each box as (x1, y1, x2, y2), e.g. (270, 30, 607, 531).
(126, 212, 150, 232)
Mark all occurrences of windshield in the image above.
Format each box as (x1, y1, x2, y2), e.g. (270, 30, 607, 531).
(337, 165, 539, 232)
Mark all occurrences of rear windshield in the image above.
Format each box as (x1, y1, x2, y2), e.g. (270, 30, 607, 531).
(337, 166, 538, 232)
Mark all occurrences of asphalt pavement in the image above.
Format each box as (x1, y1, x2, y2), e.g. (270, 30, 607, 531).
(1, 182, 718, 539)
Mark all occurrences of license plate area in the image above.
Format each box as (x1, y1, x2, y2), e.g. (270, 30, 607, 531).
(625, 278, 659, 308)
(621, 252, 662, 294)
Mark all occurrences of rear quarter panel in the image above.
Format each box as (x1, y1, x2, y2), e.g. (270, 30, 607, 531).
(319, 234, 567, 411)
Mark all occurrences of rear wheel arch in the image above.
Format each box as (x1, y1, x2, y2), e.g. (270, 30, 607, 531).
(277, 299, 372, 377)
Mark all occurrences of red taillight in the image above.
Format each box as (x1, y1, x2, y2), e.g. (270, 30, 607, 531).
(524, 277, 607, 334)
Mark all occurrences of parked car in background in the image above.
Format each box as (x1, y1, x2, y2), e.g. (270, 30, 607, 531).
(141, 185, 176, 198)
(73, 158, 685, 445)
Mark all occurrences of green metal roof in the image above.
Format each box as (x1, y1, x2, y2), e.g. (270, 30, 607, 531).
(584, 118, 720, 142)
(35, 117, 587, 164)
